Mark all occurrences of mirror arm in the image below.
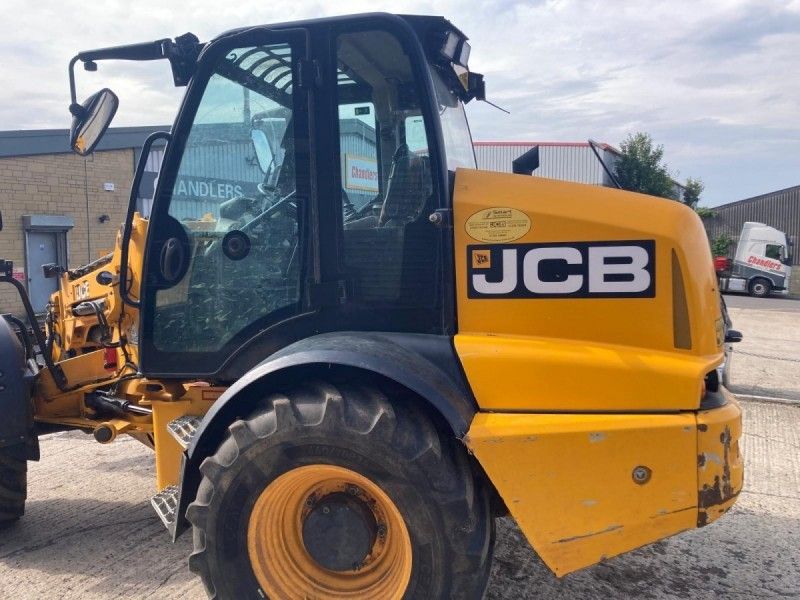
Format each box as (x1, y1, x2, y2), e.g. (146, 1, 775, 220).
(67, 33, 203, 113)
(120, 131, 172, 309)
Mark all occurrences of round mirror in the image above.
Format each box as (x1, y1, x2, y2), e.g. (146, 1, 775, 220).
(71, 88, 119, 156)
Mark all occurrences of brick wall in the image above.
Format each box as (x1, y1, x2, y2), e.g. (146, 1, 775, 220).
(0, 149, 133, 315)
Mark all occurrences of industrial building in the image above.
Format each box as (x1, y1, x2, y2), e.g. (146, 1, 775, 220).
(0, 121, 375, 315)
(704, 185, 800, 295)
(2, 129, 695, 315)
(474, 141, 621, 186)
(0, 126, 167, 314)
(474, 140, 686, 199)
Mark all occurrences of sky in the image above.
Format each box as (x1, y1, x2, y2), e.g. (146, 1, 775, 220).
(1, 0, 798, 206)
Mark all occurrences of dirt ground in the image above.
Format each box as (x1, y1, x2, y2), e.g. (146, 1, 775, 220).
(0, 399, 797, 599)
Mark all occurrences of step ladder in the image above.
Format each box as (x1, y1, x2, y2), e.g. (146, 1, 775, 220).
(149, 415, 202, 532)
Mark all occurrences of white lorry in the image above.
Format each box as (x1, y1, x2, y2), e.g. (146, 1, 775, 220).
(716, 221, 793, 297)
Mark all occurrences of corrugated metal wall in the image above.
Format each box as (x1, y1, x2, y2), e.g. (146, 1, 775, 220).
(474, 143, 618, 186)
(138, 119, 377, 217)
(704, 185, 800, 266)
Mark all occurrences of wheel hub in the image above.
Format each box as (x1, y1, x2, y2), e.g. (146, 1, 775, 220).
(246, 464, 412, 599)
(302, 491, 378, 571)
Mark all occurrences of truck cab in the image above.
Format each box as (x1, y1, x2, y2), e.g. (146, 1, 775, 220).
(718, 221, 793, 297)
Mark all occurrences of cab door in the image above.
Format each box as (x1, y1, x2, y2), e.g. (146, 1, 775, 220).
(139, 28, 314, 378)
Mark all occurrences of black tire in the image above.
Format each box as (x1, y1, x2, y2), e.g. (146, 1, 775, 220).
(187, 379, 494, 599)
(748, 278, 771, 298)
(0, 443, 27, 528)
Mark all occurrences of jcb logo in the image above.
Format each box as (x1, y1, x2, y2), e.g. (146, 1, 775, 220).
(74, 281, 90, 301)
(467, 240, 656, 299)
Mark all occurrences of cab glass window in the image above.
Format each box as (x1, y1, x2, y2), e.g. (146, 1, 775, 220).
(336, 29, 438, 307)
(430, 67, 476, 171)
(152, 43, 303, 352)
(765, 244, 783, 261)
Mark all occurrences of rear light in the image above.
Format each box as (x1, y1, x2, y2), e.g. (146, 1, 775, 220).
(103, 347, 118, 371)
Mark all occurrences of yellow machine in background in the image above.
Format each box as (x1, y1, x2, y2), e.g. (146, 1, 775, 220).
(0, 12, 742, 599)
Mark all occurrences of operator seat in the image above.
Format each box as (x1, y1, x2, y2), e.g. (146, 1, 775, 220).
(379, 144, 427, 227)
(341, 143, 431, 303)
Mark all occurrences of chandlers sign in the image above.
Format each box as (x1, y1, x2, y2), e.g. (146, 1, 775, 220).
(745, 254, 783, 272)
(345, 154, 379, 193)
(467, 240, 656, 299)
(174, 175, 259, 201)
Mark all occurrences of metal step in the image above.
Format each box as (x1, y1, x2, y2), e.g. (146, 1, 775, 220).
(151, 485, 179, 530)
(167, 415, 202, 450)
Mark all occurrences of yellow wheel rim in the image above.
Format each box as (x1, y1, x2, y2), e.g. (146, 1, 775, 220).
(247, 464, 412, 599)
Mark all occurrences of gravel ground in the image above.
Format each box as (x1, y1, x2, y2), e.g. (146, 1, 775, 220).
(726, 300, 800, 401)
(0, 400, 797, 599)
(1, 300, 798, 598)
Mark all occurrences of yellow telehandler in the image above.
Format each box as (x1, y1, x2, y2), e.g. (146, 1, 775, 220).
(0, 13, 742, 599)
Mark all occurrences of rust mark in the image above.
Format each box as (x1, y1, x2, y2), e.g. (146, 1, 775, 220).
(697, 425, 737, 526)
(555, 524, 622, 544)
(697, 454, 706, 468)
(588, 432, 606, 443)
(697, 424, 708, 432)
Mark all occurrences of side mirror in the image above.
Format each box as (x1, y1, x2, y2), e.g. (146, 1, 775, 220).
(70, 89, 119, 156)
(725, 329, 743, 344)
(42, 263, 65, 279)
(251, 129, 273, 174)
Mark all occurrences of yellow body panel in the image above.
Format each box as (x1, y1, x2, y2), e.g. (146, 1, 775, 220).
(455, 334, 714, 412)
(466, 397, 743, 575)
(454, 169, 742, 574)
(453, 169, 723, 411)
(151, 387, 223, 490)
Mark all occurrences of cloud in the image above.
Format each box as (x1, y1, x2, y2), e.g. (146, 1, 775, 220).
(0, 0, 797, 205)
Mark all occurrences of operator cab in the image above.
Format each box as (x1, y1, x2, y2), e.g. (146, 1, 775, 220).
(114, 14, 484, 379)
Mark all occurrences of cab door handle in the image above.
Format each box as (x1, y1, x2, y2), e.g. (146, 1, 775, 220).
(160, 237, 185, 284)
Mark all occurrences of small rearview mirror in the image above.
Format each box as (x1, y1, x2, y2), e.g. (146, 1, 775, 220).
(42, 263, 64, 279)
(250, 129, 273, 174)
(725, 329, 743, 344)
(70, 89, 119, 156)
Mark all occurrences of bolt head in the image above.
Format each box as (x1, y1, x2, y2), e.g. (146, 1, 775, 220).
(632, 466, 652, 484)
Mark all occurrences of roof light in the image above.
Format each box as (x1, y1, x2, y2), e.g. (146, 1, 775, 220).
(458, 41, 471, 67)
(440, 31, 460, 62)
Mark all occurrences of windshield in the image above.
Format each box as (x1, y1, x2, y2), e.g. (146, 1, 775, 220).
(430, 66, 476, 171)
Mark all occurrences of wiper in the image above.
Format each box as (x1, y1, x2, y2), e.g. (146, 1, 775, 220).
(588, 139, 621, 189)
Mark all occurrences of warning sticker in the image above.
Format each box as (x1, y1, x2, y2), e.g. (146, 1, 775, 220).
(465, 208, 531, 243)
